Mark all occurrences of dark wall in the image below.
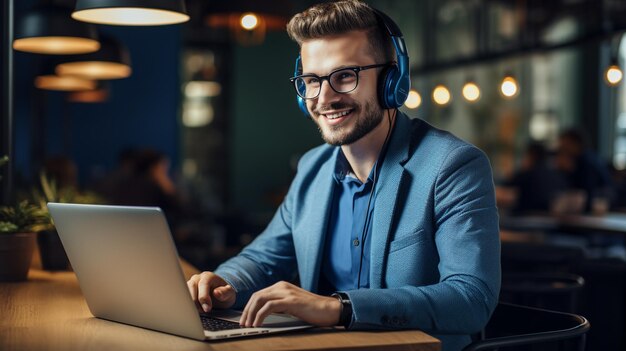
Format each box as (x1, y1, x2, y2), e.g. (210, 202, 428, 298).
(68, 25, 182, 186)
(13, 7, 182, 188)
(229, 31, 321, 214)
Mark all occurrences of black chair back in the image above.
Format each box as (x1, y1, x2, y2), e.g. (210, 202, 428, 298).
(500, 272, 585, 313)
(463, 302, 590, 351)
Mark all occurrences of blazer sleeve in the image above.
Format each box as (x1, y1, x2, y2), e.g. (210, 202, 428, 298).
(345, 145, 501, 334)
(214, 181, 298, 309)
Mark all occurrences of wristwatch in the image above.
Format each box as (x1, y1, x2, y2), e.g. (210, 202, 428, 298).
(331, 292, 353, 328)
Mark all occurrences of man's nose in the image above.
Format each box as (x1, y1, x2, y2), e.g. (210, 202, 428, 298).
(316, 80, 341, 106)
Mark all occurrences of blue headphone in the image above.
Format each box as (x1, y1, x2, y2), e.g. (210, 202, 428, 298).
(293, 8, 410, 117)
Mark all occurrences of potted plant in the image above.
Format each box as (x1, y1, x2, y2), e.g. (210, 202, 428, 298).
(34, 172, 102, 270)
(0, 200, 51, 281)
(0, 156, 52, 281)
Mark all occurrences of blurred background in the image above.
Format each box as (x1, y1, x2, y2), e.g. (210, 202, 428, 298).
(2, 0, 626, 349)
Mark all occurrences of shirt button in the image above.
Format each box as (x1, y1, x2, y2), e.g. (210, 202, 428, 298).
(353, 239, 360, 246)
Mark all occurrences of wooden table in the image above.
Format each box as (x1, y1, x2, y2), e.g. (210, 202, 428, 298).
(0, 262, 440, 351)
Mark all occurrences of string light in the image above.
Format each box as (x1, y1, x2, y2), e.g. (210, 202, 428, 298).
(404, 89, 421, 109)
(606, 64, 623, 86)
(500, 75, 519, 98)
(432, 85, 451, 106)
(462, 81, 481, 102)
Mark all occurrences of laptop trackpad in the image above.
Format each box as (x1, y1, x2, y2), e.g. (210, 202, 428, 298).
(209, 309, 307, 327)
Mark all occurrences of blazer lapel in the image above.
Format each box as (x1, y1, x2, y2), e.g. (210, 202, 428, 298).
(299, 148, 338, 293)
(369, 113, 412, 288)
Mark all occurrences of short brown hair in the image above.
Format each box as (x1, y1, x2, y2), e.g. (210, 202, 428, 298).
(286, 0, 394, 63)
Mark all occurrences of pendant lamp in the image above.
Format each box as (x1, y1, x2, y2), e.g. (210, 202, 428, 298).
(72, 0, 189, 26)
(35, 58, 95, 91)
(35, 75, 97, 91)
(13, 4, 100, 55)
(56, 36, 131, 80)
(68, 83, 110, 103)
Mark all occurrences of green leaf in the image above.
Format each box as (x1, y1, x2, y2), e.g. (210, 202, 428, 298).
(0, 221, 19, 233)
(0, 200, 53, 233)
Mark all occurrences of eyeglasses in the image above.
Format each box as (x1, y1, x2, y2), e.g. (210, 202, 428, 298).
(289, 63, 389, 100)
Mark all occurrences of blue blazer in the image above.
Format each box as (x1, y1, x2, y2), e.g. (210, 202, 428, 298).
(215, 113, 501, 351)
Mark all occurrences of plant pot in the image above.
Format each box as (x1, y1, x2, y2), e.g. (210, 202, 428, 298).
(37, 229, 70, 271)
(0, 232, 36, 281)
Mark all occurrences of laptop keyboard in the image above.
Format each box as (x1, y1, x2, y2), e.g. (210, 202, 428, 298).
(201, 315, 243, 331)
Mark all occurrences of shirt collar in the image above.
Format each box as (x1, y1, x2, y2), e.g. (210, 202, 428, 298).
(333, 148, 375, 185)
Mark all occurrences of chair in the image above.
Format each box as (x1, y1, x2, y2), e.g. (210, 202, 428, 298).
(463, 302, 590, 351)
(501, 242, 585, 275)
(500, 242, 587, 313)
(500, 272, 585, 313)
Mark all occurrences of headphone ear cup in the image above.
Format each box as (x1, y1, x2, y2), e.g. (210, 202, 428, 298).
(293, 55, 311, 118)
(297, 95, 310, 118)
(378, 65, 397, 109)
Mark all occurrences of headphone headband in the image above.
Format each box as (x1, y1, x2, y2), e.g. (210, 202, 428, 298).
(372, 8, 403, 38)
(371, 7, 410, 110)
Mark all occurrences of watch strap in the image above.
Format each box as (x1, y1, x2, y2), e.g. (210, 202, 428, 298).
(331, 292, 352, 328)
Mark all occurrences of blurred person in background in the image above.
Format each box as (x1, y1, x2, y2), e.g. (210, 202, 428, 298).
(43, 156, 78, 190)
(497, 142, 567, 214)
(555, 129, 613, 213)
(97, 148, 138, 196)
(104, 148, 183, 229)
(609, 165, 626, 211)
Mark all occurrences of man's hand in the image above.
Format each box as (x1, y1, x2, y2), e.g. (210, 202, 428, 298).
(240, 281, 342, 327)
(187, 271, 236, 313)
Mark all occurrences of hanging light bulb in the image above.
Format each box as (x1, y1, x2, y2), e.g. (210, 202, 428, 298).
(462, 81, 481, 102)
(605, 64, 623, 86)
(240, 13, 259, 30)
(404, 89, 421, 109)
(500, 75, 519, 98)
(205, 2, 290, 46)
(432, 85, 451, 106)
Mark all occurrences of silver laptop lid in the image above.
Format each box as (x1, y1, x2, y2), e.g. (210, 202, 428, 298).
(48, 203, 206, 340)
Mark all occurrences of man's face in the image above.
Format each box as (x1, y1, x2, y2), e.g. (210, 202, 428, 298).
(300, 30, 384, 146)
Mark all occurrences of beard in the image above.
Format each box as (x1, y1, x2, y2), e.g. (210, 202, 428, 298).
(312, 99, 384, 146)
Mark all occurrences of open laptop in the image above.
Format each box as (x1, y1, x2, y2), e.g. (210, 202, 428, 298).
(47, 202, 311, 341)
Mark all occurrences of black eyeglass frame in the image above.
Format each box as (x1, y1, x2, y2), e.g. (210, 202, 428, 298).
(289, 63, 391, 100)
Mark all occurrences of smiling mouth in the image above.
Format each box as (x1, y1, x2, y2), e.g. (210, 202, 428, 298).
(323, 109, 352, 119)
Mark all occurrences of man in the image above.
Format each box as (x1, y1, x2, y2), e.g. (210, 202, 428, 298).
(187, 1, 500, 350)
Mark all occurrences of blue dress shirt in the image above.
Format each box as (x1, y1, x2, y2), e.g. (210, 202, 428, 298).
(215, 113, 501, 351)
(322, 150, 375, 291)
